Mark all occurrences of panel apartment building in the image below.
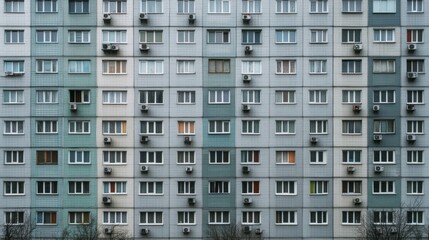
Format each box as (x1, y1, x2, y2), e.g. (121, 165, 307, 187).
(0, 0, 428, 239)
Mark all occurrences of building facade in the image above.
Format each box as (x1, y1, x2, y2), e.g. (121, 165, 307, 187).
(0, 0, 428, 239)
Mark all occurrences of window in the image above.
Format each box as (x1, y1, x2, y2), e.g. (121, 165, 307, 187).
(208, 120, 230, 134)
(178, 211, 195, 225)
(275, 90, 295, 104)
(177, 151, 194, 164)
(209, 211, 230, 224)
(342, 29, 361, 43)
(4, 150, 24, 164)
(275, 30, 296, 43)
(309, 60, 327, 74)
(208, 59, 230, 73)
(177, 30, 194, 43)
(309, 181, 328, 194)
(374, 29, 395, 42)
(209, 151, 230, 164)
(276, 120, 295, 134)
(407, 211, 424, 225)
(36, 60, 58, 73)
(178, 0, 195, 13)
(310, 0, 328, 13)
(69, 151, 90, 164)
(103, 151, 126, 164)
(207, 30, 230, 44)
(407, 120, 424, 134)
(177, 91, 195, 104)
(373, 119, 395, 134)
(342, 0, 362, 12)
(242, 30, 262, 44)
(36, 0, 57, 12)
(342, 60, 362, 74)
(102, 91, 127, 104)
(408, 0, 423, 12)
(242, 181, 260, 194)
(374, 211, 394, 224)
(342, 181, 362, 194)
(310, 30, 327, 43)
(102, 121, 127, 134)
(140, 212, 163, 225)
(407, 90, 424, 104)
(276, 60, 296, 74)
(309, 90, 327, 104)
(69, 212, 90, 224)
(242, 0, 261, 13)
(242, 90, 260, 104)
(310, 211, 328, 224)
(276, 211, 297, 225)
(5, 0, 24, 13)
(373, 59, 395, 73)
(310, 120, 327, 134)
(407, 150, 424, 164)
(407, 60, 425, 73)
(139, 60, 163, 74)
(139, 181, 163, 195)
(68, 121, 90, 134)
(69, 90, 90, 103)
(276, 0, 296, 13)
(5, 30, 24, 43)
(102, 30, 126, 43)
(69, 0, 89, 13)
(276, 151, 296, 164)
(342, 211, 361, 225)
(36, 181, 57, 195)
(178, 181, 195, 195)
(140, 121, 163, 134)
(140, 151, 163, 164)
(342, 150, 361, 163)
(36, 120, 57, 134)
(4, 61, 24, 74)
(342, 120, 362, 134)
(4, 121, 24, 135)
(141, 0, 162, 13)
(208, 90, 230, 104)
(209, 181, 230, 194)
(36, 30, 57, 43)
(342, 90, 361, 103)
(103, 0, 127, 13)
(36, 212, 57, 225)
(102, 60, 126, 74)
(276, 181, 297, 195)
(178, 121, 195, 135)
(407, 181, 423, 195)
(242, 61, 261, 74)
(103, 181, 126, 194)
(68, 60, 90, 74)
(5, 211, 24, 225)
(36, 151, 58, 165)
(242, 211, 261, 224)
(103, 212, 127, 224)
(373, 0, 396, 13)
(208, 0, 230, 13)
(177, 60, 195, 74)
(4, 181, 24, 195)
(241, 150, 260, 164)
(373, 181, 395, 194)
(68, 30, 90, 43)
(373, 90, 395, 103)
(140, 30, 162, 43)
(68, 181, 90, 194)
(310, 151, 326, 164)
(242, 120, 260, 134)
(140, 90, 163, 104)
(407, 29, 424, 43)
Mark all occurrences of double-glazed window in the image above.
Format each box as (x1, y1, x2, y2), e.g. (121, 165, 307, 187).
(310, 30, 327, 43)
(242, 120, 260, 134)
(68, 60, 90, 73)
(242, 181, 260, 194)
(407, 211, 424, 225)
(140, 212, 163, 225)
(208, 90, 230, 104)
(310, 151, 326, 164)
(103, 0, 127, 13)
(178, 181, 195, 194)
(374, 29, 395, 42)
(242, 61, 261, 74)
(103, 151, 126, 164)
(140, 90, 163, 104)
(276, 60, 296, 74)
(209, 211, 230, 224)
(178, 0, 194, 13)
(342, 29, 361, 43)
(342, 150, 361, 163)
(241, 150, 260, 164)
(178, 211, 195, 225)
(4, 61, 24, 74)
(276, 181, 296, 195)
(342, 60, 362, 74)
(69, 0, 89, 13)
(69, 90, 90, 103)
(177, 151, 194, 164)
(407, 150, 424, 164)
(342, 181, 362, 194)
(177, 30, 194, 43)
(36, 121, 57, 134)
(68, 121, 90, 134)
(242, 90, 260, 104)
(309, 60, 327, 74)
(141, 0, 162, 13)
(242, 30, 262, 44)
(5, 30, 24, 43)
(373, 90, 395, 103)
(103, 211, 127, 224)
(276, 151, 296, 164)
(209, 181, 230, 193)
(102, 91, 127, 104)
(139, 60, 163, 74)
(208, 59, 230, 73)
(102, 121, 127, 134)
(69, 212, 90, 224)
(342, 120, 362, 135)
(208, 0, 230, 13)
(407, 29, 424, 43)
(139, 181, 163, 195)
(276, 0, 296, 13)
(309, 90, 327, 104)
(407, 120, 424, 134)
(276, 120, 295, 134)
(373, 211, 394, 224)
(5, 211, 24, 225)
(4, 150, 24, 164)
(36, 60, 58, 73)
(208, 120, 230, 134)
(373, 119, 395, 134)
(177, 60, 195, 74)
(102, 60, 126, 74)
(103, 181, 127, 194)
(275, 90, 295, 104)
(242, 211, 261, 224)
(4, 181, 24, 195)
(36, 0, 57, 13)
(310, 0, 328, 13)
(207, 30, 230, 44)
(140, 30, 162, 43)
(140, 121, 163, 134)
(373, 60, 395, 73)
(102, 30, 126, 43)
(310, 211, 327, 224)
(5, 0, 24, 13)
(242, 0, 261, 13)
(68, 151, 90, 164)
(68, 30, 90, 43)
(276, 211, 297, 225)
(36, 150, 58, 165)
(373, 181, 395, 194)
(407, 0, 423, 13)
(68, 181, 90, 194)
(373, 0, 396, 13)
(342, 211, 361, 225)
(342, 90, 361, 104)
(309, 180, 328, 194)
(407, 60, 425, 73)
(36, 212, 57, 225)
(275, 30, 296, 43)
(140, 151, 163, 164)
(4, 121, 24, 135)
(310, 120, 327, 134)
(209, 151, 230, 164)
(342, 0, 362, 12)
(407, 181, 423, 195)
(36, 30, 58, 43)
(36, 181, 57, 195)
(177, 121, 195, 135)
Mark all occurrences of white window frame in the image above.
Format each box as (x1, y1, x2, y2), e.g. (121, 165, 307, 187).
(69, 0, 90, 14)
(178, 181, 196, 195)
(36, 0, 57, 12)
(407, 120, 424, 134)
(373, 119, 395, 134)
(208, 90, 230, 104)
(407, 29, 424, 43)
(140, 90, 163, 104)
(36, 181, 58, 195)
(242, 60, 262, 74)
(5, 0, 24, 13)
(276, 0, 297, 13)
(4, 181, 24, 195)
(69, 90, 90, 103)
(102, 60, 127, 74)
(309, 60, 327, 74)
(342, 181, 362, 195)
(276, 211, 297, 225)
(36, 212, 57, 225)
(373, 180, 395, 194)
(342, 90, 361, 104)
(209, 150, 230, 164)
(407, 90, 424, 104)
(209, 181, 230, 194)
(68, 120, 90, 134)
(373, 0, 396, 13)
(141, 0, 162, 13)
(102, 91, 127, 104)
(178, 0, 195, 13)
(342, 60, 362, 74)
(68, 181, 90, 194)
(309, 180, 328, 195)
(241, 150, 260, 164)
(102, 211, 127, 225)
(68, 212, 91, 224)
(276, 60, 296, 74)
(407, 181, 423, 195)
(4, 150, 24, 164)
(309, 120, 328, 134)
(208, 0, 230, 13)
(242, 90, 261, 104)
(140, 151, 163, 164)
(207, 30, 230, 44)
(36, 30, 58, 43)
(68, 30, 90, 43)
(177, 60, 195, 74)
(139, 60, 164, 74)
(177, 121, 195, 135)
(177, 30, 195, 43)
(342, 29, 361, 43)
(310, 0, 328, 13)
(407, 150, 424, 164)
(103, 0, 127, 13)
(342, 0, 362, 13)
(310, 150, 326, 164)
(373, 59, 395, 73)
(208, 120, 230, 134)
(36, 59, 58, 73)
(275, 90, 295, 104)
(242, 0, 261, 13)
(310, 29, 328, 43)
(242, 120, 260, 134)
(342, 150, 361, 164)
(177, 91, 196, 104)
(407, 211, 424, 225)
(373, 90, 395, 103)
(139, 181, 163, 195)
(177, 151, 195, 164)
(373, 211, 394, 225)
(208, 211, 230, 224)
(309, 211, 328, 225)
(4, 61, 24, 74)
(407, 59, 425, 73)
(103, 181, 127, 194)
(275, 29, 296, 43)
(102, 30, 127, 44)
(36, 120, 57, 134)
(342, 211, 361, 225)
(276, 151, 296, 164)
(309, 90, 327, 104)
(102, 121, 127, 135)
(5, 30, 24, 44)
(103, 151, 127, 164)
(68, 150, 91, 164)
(5, 211, 24, 225)
(374, 29, 395, 43)
(275, 120, 295, 134)
(68, 60, 91, 74)
(407, 0, 424, 13)
(140, 30, 163, 43)
(140, 121, 163, 135)
(139, 211, 163, 225)
(177, 211, 196, 225)
(242, 211, 261, 225)
(4, 121, 24, 135)
(276, 181, 297, 195)
(241, 181, 260, 194)
(242, 30, 262, 44)
(342, 120, 362, 135)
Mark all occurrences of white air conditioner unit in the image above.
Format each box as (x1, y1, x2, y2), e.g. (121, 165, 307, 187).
(408, 72, 418, 79)
(102, 44, 119, 52)
(372, 105, 380, 112)
(255, 228, 263, 235)
(310, 137, 318, 144)
(140, 165, 149, 173)
(373, 134, 382, 141)
(104, 227, 113, 234)
(140, 135, 150, 144)
(103, 13, 111, 22)
(406, 104, 415, 112)
(407, 44, 417, 51)
(104, 137, 112, 144)
(139, 43, 150, 52)
(407, 134, 416, 142)
(139, 13, 148, 23)
(353, 197, 362, 205)
(141, 228, 150, 235)
(352, 105, 362, 112)
(102, 196, 112, 204)
(243, 226, 252, 233)
(5, 71, 15, 76)
(140, 104, 149, 112)
(188, 197, 196, 205)
(242, 104, 251, 112)
(242, 166, 250, 174)
(374, 165, 384, 173)
(185, 166, 193, 173)
(184, 136, 192, 144)
(243, 197, 253, 205)
(347, 166, 356, 174)
(242, 14, 251, 23)
(244, 45, 253, 54)
(70, 103, 78, 111)
(104, 167, 112, 174)
(353, 44, 363, 52)
(182, 227, 191, 234)
(242, 74, 252, 82)
(188, 14, 196, 23)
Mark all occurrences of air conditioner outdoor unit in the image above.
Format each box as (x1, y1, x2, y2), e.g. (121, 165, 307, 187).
(407, 134, 416, 142)
(102, 44, 119, 52)
(347, 166, 356, 174)
(255, 228, 263, 235)
(188, 14, 196, 23)
(140, 136, 150, 144)
(242, 166, 250, 174)
(70, 103, 78, 111)
(406, 104, 416, 112)
(373, 134, 382, 141)
(242, 14, 251, 23)
(5, 71, 14, 76)
(310, 137, 318, 144)
(104, 137, 112, 144)
(103, 13, 111, 22)
(244, 45, 253, 54)
(185, 166, 193, 173)
(104, 167, 112, 174)
(408, 72, 418, 79)
(139, 43, 150, 52)
(182, 227, 191, 234)
(140, 165, 149, 173)
(242, 104, 251, 112)
(139, 13, 148, 23)
(374, 165, 384, 173)
(353, 197, 362, 205)
(188, 198, 196, 205)
(102, 196, 112, 204)
(353, 44, 363, 52)
(141, 228, 150, 235)
(104, 227, 113, 234)
(407, 44, 417, 51)
(184, 136, 192, 144)
(352, 105, 362, 112)
(243, 197, 253, 205)
(372, 105, 380, 112)
(140, 104, 149, 112)
(243, 226, 252, 233)
(242, 74, 252, 82)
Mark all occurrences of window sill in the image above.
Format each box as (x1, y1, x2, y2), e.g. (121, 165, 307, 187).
(275, 12, 298, 14)
(341, 11, 363, 14)
(275, 133, 296, 135)
(275, 42, 297, 45)
(275, 73, 297, 75)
